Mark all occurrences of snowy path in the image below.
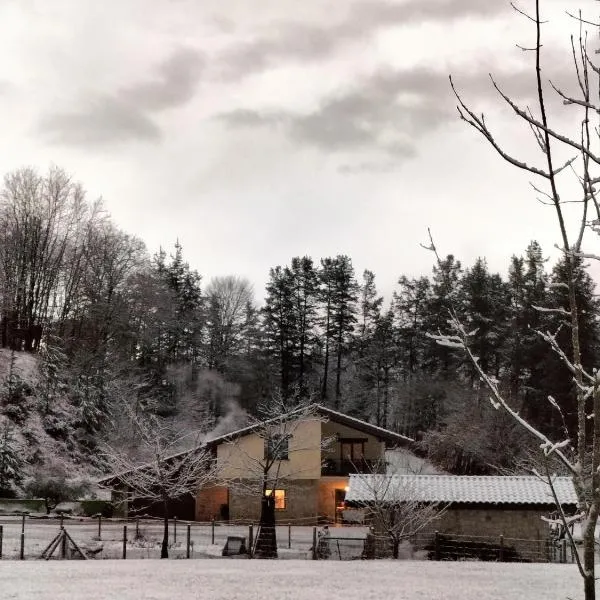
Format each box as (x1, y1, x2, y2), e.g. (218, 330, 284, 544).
(0, 559, 583, 600)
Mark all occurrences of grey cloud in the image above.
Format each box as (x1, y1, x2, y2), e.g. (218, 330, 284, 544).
(39, 47, 203, 147)
(119, 47, 205, 111)
(216, 65, 540, 170)
(219, 108, 286, 127)
(216, 0, 511, 80)
(338, 161, 402, 174)
(40, 96, 161, 146)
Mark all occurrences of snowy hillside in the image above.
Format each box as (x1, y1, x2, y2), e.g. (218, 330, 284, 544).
(0, 349, 97, 496)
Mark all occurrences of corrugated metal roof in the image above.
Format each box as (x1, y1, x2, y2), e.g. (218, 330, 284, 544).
(345, 474, 578, 506)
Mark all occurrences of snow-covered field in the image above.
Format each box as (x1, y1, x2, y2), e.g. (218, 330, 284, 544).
(0, 560, 584, 599)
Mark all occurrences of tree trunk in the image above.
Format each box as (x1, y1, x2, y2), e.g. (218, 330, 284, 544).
(584, 573, 595, 600)
(582, 517, 596, 600)
(321, 324, 330, 402)
(392, 538, 399, 559)
(382, 366, 390, 429)
(255, 494, 277, 558)
(161, 500, 169, 559)
(335, 334, 343, 410)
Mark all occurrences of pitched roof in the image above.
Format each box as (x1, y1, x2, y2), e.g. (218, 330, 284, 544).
(98, 405, 412, 485)
(345, 474, 578, 506)
(315, 406, 412, 445)
(202, 404, 413, 447)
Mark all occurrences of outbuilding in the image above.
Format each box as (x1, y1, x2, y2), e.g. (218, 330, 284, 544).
(345, 474, 578, 560)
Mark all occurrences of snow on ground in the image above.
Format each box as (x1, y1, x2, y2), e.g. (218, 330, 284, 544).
(0, 517, 370, 560)
(0, 560, 584, 600)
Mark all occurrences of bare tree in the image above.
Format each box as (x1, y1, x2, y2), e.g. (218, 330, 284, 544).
(345, 458, 442, 559)
(101, 411, 216, 558)
(205, 275, 255, 372)
(431, 4, 600, 596)
(0, 167, 89, 351)
(219, 393, 329, 558)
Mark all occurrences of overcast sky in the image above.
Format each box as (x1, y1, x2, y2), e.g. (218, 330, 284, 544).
(0, 0, 592, 301)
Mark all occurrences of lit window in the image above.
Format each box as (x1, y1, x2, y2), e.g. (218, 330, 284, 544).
(265, 489, 286, 510)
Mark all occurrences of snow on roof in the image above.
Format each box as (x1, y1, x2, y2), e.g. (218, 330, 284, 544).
(315, 406, 413, 445)
(203, 404, 413, 447)
(345, 474, 578, 506)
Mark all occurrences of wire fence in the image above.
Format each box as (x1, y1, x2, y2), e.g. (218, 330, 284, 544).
(409, 531, 575, 564)
(306, 530, 579, 563)
(0, 514, 582, 562)
(0, 514, 370, 560)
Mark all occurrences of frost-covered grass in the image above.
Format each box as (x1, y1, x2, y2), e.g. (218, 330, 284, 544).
(0, 560, 585, 599)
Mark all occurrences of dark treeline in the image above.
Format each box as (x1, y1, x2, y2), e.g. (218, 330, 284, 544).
(0, 167, 597, 478)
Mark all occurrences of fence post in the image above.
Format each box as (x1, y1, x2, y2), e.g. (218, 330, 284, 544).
(434, 531, 440, 561)
(561, 538, 567, 563)
(186, 524, 191, 559)
(211, 518, 215, 545)
(20, 514, 25, 560)
(97, 514, 102, 540)
(288, 523, 291, 549)
(135, 517, 139, 539)
(61, 529, 67, 559)
(312, 527, 318, 560)
(0, 524, 2, 559)
(122, 525, 127, 559)
(499, 535, 504, 562)
(174, 517, 177, 544)
(248, 525, 253, 559)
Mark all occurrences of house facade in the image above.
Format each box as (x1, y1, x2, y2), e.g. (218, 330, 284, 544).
(196, 406, 413, 524)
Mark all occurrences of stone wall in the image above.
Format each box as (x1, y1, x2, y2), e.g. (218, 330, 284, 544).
(226, 480, 320, 523)
(420, 504, 553, 560)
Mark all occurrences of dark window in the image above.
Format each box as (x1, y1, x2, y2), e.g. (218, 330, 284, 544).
(265, 434, 290, 461)
(340, 439, 365, 462)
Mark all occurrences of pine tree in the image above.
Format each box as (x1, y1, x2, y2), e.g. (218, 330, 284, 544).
(505, 241, 549, 420)
(319, 256, 359, 409)
(536, 256, 600, 438)
(262, 266, 297, 395)
(0, 419, 23, 496)
(423, 255, 463, 374)
(358, 270, 383, 353)
(369, 310, 396, 427)
(164, 241, 203, 363)
(288, 257, 320, 396)
(348, 270, 385, 420)
(457, 258, 510, 383)
(394, 276, 430, 380)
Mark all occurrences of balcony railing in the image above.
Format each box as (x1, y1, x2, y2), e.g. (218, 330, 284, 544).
(321, 458, 385, 476)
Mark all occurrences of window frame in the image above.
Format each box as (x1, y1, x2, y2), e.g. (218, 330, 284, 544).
(265, 433, 290, 461)
(265, 488, 287, 510)
(339, 437, 367, 462)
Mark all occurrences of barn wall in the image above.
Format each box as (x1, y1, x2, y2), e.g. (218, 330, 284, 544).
(421, 504, 555, 559)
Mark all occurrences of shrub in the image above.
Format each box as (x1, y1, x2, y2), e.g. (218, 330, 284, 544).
(24, 469, 88, 514)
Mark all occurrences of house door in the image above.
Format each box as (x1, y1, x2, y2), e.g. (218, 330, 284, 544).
(334, 488, 346, 524)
